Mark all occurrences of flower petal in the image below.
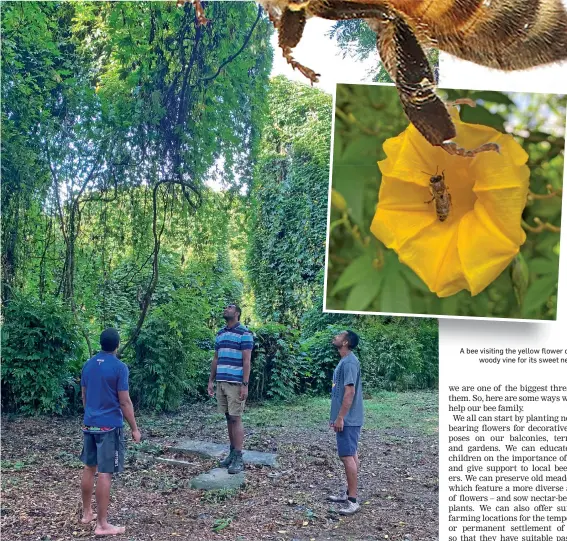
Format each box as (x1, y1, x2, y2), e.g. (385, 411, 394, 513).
(379, 129, 447, 187)
(458, 202, 521, 296)
(371, 207, 437, 252)
(376, 175, 432, 211)
(396, 220, 469, 297)
(371, 105, 529, 301)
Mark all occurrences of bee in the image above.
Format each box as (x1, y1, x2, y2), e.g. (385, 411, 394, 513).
(182, 0, 567, 158)
(424, 168, 451, 222)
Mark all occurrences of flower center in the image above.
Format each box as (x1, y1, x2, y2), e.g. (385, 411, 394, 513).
(443, 163, 477, 223)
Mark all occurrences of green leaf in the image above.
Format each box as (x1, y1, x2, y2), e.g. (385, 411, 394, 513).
(345, 272, 382, 311)
(460, 105, 505, 131)
(469, 91, 514, 106)
(379, 265, 412, 313)
(521, 275, 558, 317)
(400, 265, 429, 293)
(331, 253, 375, 295)
(529, 257, 558, 275)
(332, 164, 377, 227)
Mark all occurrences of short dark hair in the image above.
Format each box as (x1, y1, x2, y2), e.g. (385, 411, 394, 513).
(345, 330, 359, 350)
(100, 328, 120, 352)
(228, 304, 242, 319)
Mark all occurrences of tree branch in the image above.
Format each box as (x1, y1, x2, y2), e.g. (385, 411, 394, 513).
(200, 5, 263, 83)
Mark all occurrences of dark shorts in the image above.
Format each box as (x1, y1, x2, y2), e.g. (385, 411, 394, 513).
(336, 425, 361, 457)
(80, 427, 125, 473)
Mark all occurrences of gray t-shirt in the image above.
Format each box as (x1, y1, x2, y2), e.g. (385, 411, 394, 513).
(330, 351, 364, 426)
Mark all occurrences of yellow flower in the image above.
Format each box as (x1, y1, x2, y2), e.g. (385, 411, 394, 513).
(371, 107, 530, 297)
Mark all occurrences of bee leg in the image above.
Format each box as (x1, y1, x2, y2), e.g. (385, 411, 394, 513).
(424, 197, 435, 204)
(446, 98, 477, 109)
(176, 0, 209, 25)
(444, 99, 500, 156)
(308, 1, 389, 21)
(441, 141, 500, 157)
(278, 8, 320, 84)
(372, 15, 457, 148)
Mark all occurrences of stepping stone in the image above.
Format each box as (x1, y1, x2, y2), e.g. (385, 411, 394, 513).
(189, 468, 245, 490)
(154, 457, 194, 467)
(169, 439, 279, 468)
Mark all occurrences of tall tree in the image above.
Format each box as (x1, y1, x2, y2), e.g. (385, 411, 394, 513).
(2, 1, 273, 353)
(247, 77, 332, 325)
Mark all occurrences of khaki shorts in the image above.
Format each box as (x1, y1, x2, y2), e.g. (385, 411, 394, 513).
(216, 381, 246, 416)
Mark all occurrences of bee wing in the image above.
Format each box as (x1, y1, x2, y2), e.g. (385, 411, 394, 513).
(375, 15, 455, 146)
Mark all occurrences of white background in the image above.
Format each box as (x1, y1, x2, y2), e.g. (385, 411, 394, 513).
(439, 3, 567, 534)
(268, 8, 567, 536)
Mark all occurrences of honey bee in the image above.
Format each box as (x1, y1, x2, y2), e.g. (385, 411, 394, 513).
(181, 0, 567, 158)
(424, 168, 451, 222)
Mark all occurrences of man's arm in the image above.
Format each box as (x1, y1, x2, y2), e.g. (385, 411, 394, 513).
(334, 385, 355, 432)
(240, 349, 251, 400)
(118, 390, 141, 442)
(208, 351, 218, 396)
(333, 361, 358, 432)
(82, 386, 86, 408)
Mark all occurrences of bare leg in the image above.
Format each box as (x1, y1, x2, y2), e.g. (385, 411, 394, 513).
(225, 413, 235, 448)
(81, 466, 97, 523)
(95, 473, 125, 536)
(340, 456, 358, 499)
(229, 415, 244, 451)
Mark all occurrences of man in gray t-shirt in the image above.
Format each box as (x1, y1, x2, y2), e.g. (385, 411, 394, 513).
(327, 330, 364, 516)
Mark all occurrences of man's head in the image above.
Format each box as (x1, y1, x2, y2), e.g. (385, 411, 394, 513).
(223, 304, 241, 323)
(332, 330, 359, 351)
(100, 328, 120, 353)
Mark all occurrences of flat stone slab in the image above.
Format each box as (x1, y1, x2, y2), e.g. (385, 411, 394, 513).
(154, 457, 194, 467)
(190, 468, 245, 490)
(170, 439, 278, 468)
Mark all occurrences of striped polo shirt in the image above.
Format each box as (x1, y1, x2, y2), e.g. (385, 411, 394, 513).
(215, 323, 254, 383)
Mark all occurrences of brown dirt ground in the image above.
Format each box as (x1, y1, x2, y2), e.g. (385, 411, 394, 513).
(1, 402, 438, 541)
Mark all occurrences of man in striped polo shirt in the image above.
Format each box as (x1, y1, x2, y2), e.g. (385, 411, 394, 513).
(207, 304, 253, 474)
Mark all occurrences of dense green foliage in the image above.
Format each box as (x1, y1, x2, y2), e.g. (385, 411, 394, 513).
(327, 85, 564, 319)
(1, 295, 82, 414)
(2, 5, 439, 415)
(249, 324, 301, 401)
(247, 77, 332, 326)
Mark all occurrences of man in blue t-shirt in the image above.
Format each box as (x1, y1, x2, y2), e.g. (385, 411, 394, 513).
(327, 330, 364, 516)
(79, 328, 140, 536)
(207, 304, 253, 474)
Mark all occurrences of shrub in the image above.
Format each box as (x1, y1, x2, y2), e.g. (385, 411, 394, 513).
(299, 295, 355, 338)
(249, 323, 301, 401)
(129, 289, 214, 411)
(1, 294, 81, 414)
(299, 326, 344, 394)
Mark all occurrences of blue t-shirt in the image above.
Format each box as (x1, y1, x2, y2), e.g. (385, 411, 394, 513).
(330, 352, 364, 427)
(215, 323, 254, 383)
(81, 351, 129, 428)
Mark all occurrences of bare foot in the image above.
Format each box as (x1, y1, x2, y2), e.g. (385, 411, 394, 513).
(95, 523, 126, 536)
(80, 511, 97, 524)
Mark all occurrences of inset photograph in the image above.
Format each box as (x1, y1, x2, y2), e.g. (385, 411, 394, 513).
(325, 85, 565, 320)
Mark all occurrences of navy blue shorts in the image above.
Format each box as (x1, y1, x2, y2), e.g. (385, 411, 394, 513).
(80, 427, 125, 474)
(336, 425, 361, 457)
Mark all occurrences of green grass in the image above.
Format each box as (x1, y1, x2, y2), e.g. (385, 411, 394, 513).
(243, 390, 438, 435)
